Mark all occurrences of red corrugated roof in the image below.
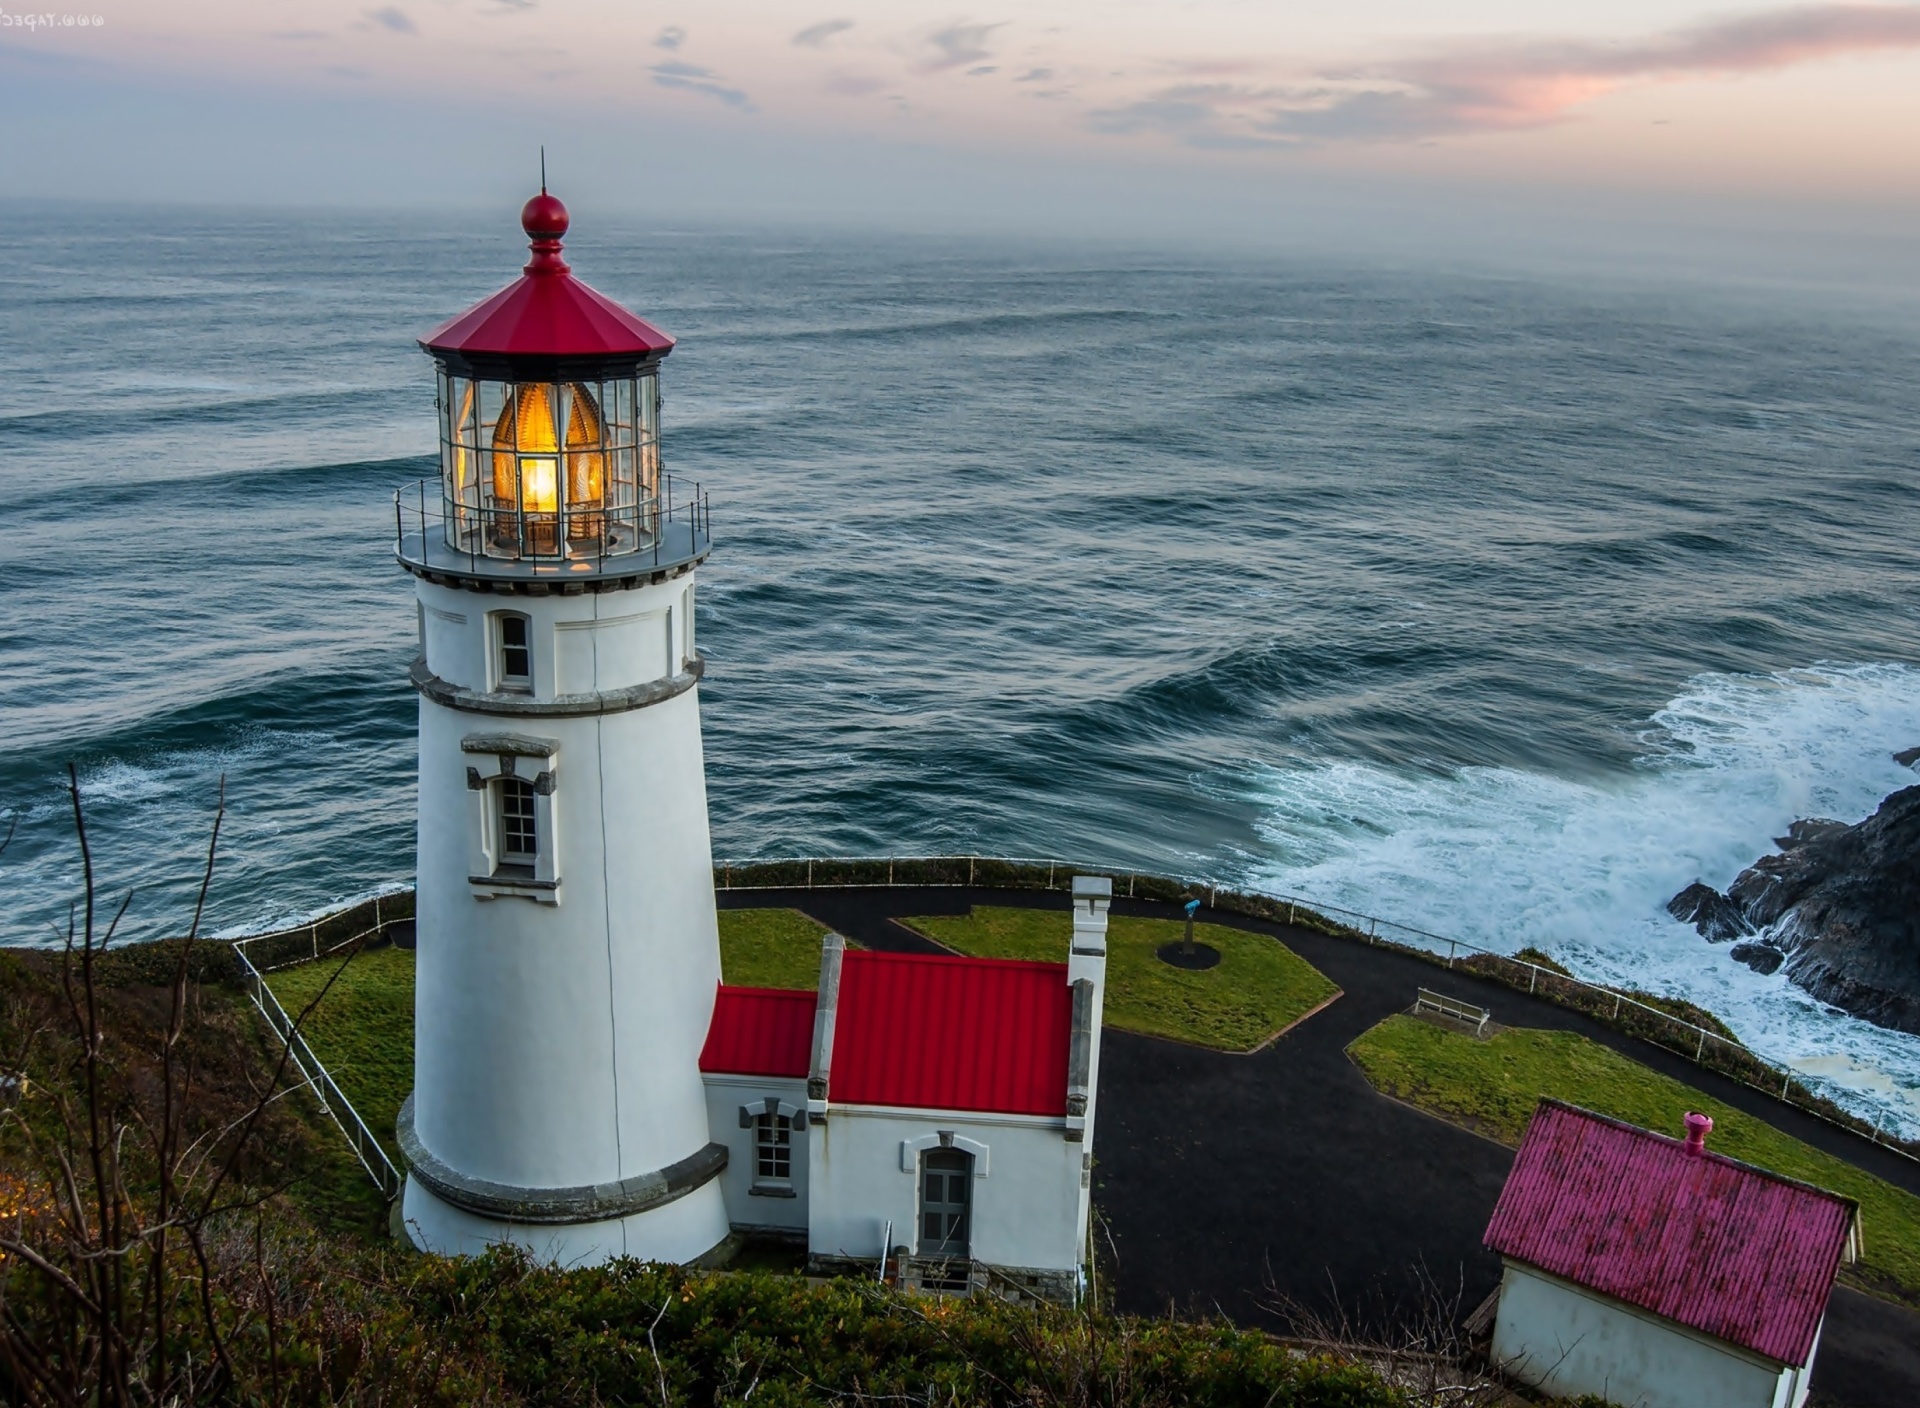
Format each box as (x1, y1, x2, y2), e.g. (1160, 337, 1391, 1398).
(699, 986, 814, 1079)
(420, 192, 674, 363)
(830, 950, 1071, 1116)
(1484, 1101, 1856, 1366)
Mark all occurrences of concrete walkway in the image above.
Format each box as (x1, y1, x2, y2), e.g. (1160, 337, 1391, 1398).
(720, 883, 1920, 1408)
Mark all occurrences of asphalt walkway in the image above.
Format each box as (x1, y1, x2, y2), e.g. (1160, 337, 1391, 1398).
(721, 883, 1920, 1408)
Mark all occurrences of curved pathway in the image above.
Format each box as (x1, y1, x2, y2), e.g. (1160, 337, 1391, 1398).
(720, 883, 1920, 1408)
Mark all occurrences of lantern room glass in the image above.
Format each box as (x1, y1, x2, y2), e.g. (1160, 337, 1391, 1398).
(437, 370, 661, 560)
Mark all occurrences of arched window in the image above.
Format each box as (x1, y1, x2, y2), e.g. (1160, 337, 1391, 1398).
(753, 1112, 792, 1186)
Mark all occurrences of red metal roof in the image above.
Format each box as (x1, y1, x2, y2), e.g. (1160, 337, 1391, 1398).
(699, 986, 814, 1079)
(420, 191, 674, 364)
(1484, 1101, 1856, 1366)
(830, 950, 1071, 1116)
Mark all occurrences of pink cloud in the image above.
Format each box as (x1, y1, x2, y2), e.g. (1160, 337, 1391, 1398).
(1095, 4, 1920, 145)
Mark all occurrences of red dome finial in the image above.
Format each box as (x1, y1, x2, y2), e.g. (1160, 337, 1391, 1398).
(522, 189, 570, 274)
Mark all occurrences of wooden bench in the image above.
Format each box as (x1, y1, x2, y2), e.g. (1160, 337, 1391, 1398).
(1415, 988, 1491, 1036)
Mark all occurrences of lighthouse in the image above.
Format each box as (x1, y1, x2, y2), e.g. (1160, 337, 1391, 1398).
(393, 189, 731, 1265)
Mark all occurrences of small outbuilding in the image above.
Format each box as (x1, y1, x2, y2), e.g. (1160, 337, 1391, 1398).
(698, 876, 1110, 1301)
(1483, 1099, 1859, 1408)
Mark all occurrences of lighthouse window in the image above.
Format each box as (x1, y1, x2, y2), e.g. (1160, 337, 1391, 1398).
(497, 778, 538, 864)
(753, 1112, 792, 1183)
(496, 613, 533, 691)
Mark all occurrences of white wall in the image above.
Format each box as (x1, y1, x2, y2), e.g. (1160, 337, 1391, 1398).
(1492, 1261, 1801, 1408)
(807, 1105, 1086, 1274)
(703, 1075, 810, 1234)
(410, 570, 728, 1264)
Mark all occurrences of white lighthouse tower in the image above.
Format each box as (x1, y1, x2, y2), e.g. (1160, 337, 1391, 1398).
(394, 189, 731, 1265)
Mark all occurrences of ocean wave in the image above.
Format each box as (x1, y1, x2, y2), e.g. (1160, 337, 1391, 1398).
(1229, 662, 1920, 1135)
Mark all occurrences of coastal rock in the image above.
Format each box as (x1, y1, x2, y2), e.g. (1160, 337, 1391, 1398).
(1772, 818, 1848, 851)
(1671, 787, 1920, 1035)
(1894, 746, 1920, 768)
(1728, 942, 1784, 976)
(1666, 881, 1754, 942)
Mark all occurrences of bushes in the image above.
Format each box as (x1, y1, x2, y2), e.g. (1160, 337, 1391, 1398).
(388, 1252, 1408, 1408)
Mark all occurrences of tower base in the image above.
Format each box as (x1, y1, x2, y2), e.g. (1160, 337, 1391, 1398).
(400, 1173, 732, 1268)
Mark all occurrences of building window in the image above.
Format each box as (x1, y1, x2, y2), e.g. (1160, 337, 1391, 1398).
(918, 1149, 972, 1259)
(497, 778, 537, 870)
(496, 612, 532, 692)
(753, 1112, 792, 1184)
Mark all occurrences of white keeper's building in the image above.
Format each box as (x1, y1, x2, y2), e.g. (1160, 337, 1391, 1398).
(391, 188, 1104, 1299)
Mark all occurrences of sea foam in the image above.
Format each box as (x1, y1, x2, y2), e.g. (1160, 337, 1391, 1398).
(1236, 663, 1920, 1137)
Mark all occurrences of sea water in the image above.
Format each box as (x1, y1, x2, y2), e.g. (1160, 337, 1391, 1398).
(2, 203, 1917, 1133)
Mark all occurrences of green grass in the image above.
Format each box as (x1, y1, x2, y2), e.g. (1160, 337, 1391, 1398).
(1348, 1013, 1920, 1304)
(716, 907, 835, 989)
(906, 907, 1340, 1053)
(266, 944, 417, 1165)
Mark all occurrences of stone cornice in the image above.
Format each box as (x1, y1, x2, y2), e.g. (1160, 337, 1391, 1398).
(410, 655, 703, 717)
(398, 1093, 727, 1224)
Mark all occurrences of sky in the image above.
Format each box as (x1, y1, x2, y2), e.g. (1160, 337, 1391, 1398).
(3, 3, 1919, 254)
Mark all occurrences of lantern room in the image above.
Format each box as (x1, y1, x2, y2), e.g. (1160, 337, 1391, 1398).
(409, 190, 695, 574)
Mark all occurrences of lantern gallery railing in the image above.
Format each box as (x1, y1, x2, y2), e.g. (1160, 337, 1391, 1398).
(393, 475, 711, 581)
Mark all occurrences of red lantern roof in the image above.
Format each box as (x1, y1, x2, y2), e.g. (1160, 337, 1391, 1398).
(419, 190, 674, 372)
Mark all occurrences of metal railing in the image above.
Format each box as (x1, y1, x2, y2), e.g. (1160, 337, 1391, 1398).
(393, 474, 710, 578)
(229, 895, 408, 1200)
(712, 853, 1920, 1165)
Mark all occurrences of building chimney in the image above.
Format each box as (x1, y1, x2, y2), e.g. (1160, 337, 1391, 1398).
(1682, 1111, 1713, 1157)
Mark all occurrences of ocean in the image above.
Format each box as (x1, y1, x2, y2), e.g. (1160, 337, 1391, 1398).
(2, 201, 1918, 1133)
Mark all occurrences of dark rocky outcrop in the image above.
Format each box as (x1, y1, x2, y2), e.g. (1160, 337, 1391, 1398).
(1772, 818, 1848, 851)
(1729, 941, 1784, 976)
(1667, 786, 1920, 1034)
(1666, 882, 1753, 942)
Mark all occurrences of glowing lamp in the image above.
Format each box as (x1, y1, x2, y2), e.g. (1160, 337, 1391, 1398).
(418, 187, 676, 562)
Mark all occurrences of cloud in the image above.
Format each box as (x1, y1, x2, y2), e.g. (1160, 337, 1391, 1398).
(794, 19, 855, 47)
(269, 30, 329, 42)
(650, 59, 752, 109)
(656, 25, 685, 52)
(1094, 4, 1920, 147)
(826, 73, 886, 96)
(922, 22, 1003, 72)
(966, 65, 997, 76)
(1015, 68, 1054, 82)
(363, 7, 415, 35)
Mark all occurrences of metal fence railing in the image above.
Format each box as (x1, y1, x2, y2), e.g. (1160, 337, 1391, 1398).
(229, 894, 410, 1200)
(235, 857, 1917, 1186)
(712, 854, 1920, 1166)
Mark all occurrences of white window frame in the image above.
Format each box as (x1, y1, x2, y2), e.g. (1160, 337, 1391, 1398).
(463, 734, 560, 904)
(491, 610, 534, 694)
(752, 1112, 793, 1187)
(493, 775, 539, 874)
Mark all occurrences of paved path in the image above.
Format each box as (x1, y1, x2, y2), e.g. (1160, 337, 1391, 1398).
(721, 884, 1920, 1408)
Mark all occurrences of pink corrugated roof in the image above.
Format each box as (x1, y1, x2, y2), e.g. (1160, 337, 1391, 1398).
(699, 986, 814, 1078)
(1484, 1100, 1856, 1366)
(831, 950, 1071, 1116)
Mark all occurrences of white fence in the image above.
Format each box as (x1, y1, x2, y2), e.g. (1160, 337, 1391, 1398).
(230, 900, 407, 1200)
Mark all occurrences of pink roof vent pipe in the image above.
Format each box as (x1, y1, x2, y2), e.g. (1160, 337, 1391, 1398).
(1682, 1111, 1714, 1157)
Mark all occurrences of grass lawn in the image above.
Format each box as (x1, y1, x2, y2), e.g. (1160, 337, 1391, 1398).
(905, 906, 1339, 1053)
(264, 909, 834, 1162)
(717, 907, 834, 989)
(1348, 1013, 1920, 1305)
(266, 944, 416, 1165)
